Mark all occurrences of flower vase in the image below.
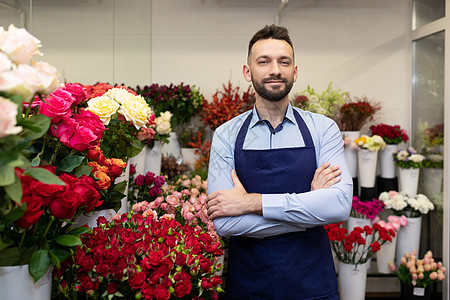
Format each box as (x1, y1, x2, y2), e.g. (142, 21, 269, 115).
(162, 132, 181, 160)
(129, 141, 163, 176)
(420, 167, 443, 199)
(401, 282, 430, 300)
(376, 235, 397, 273)
(181, 147, 199, 166)
(358, 149, 378, 188)
(395, 216, 422, 267)
(0, 264, 53, 300)
(342, 131, 360, 178)
(73, 209, 116, 228)
(379, 144, 397, 179)
(338, 261, 369, 300)
(116, 164, 130, 214)
(347, 217, 372, 265)
(398, 168, 420, 197)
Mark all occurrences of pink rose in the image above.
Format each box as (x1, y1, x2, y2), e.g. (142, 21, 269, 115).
(154, 196, 164, 205)
(166, 195, 180, 207)
(39, 88, 74, 123)
(136, 126, 155, 142)
(62, 83, 87, 105)
(1, 24, 42, 65)
(160, 202, 169, 211)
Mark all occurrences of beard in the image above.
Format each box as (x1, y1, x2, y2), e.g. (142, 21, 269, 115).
(251, 75, 294, 102)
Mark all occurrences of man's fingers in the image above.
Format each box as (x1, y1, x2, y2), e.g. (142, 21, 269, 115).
(231, 169, 242, 188)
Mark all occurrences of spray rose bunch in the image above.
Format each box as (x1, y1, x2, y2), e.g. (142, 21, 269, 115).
(389, 250, 446, 288)
(325, 222, 395, 265)
(53, 213, 224, 299)
(127, 167, 166, 207)
(379, 191, 434, 217)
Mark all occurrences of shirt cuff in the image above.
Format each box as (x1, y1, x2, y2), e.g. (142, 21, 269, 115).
(262, 194, 286, 221)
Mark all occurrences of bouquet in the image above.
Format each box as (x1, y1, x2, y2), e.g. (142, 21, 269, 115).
(379, 191, 434, 217)
(370, 123, 409, 145)
(333, 95, 381, 131)
(325, 222, 395, 265)
(53, 214, 224, 299)
(136, 111, 173, 148)
(421, 147, 443, 169)
(136, 83, 204, 129)
(291, 82, 347, 118)
(372, 215, 408, 233)
(350, 196, 384, 219)
(393, 147, 425, 169)
(201, 80, 255, 131)
(86, 85, 155, 160)
(127, 167, 166, 207)
(389, 250, 446, 288)
(354, 134, 386, 151)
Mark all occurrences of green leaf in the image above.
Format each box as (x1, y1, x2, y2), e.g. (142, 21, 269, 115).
(68, 226, 92, 236)
(59, 155, 85, 173)
(54, 235, 82, 247)
(29, 249, 51, 282)
(20, 114, 51, 140)
(113, 180, 128, 192)
(2, 204, 26, 222)
(48, 249, 61, 269)
(73, 165, 93, 178)
(23, 168, 66, 185)
(31, 155, 41, 167)
(4, 174, 22, 204)
(50, 249, 71, 265)
(0, 165, 15, 186)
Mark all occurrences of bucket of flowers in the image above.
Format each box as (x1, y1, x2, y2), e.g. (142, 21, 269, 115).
(393, 147, 425, 197)
(388, 249, 446, 299)
(325, 222, 395, 300)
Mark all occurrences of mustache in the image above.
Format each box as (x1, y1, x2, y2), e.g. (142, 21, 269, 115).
(262, 76, 287, 84)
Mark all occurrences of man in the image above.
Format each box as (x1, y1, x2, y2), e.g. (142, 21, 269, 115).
(206, 25, 353, 299)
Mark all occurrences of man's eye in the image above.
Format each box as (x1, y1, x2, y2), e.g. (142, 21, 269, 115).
(258, 61, 268, 64)
(280, 61, 290, 65)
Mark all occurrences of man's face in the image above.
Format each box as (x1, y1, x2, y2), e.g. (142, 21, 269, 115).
(244, 38, 297, 102)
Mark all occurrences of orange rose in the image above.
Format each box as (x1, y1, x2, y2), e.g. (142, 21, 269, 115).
(104, 158, 127, 178)
(94, 170, 111, 190)
(88, 161, 109, 174)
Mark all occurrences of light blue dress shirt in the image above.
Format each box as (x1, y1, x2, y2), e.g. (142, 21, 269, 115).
(207, 103, 353, 239)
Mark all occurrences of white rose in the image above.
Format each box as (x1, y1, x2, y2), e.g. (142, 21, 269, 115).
(159, 111, 172, 122)
(32, 61, 61, 95)
(1, 24, 42, 65)
(396, 150, 408, 161)
(0, 96, 23, 138)
(1, 64, 40, 100)
(0, 52, 12, 72)
(410, 154, 425, 163)
(86, 95, 120, 125)
(156, 120, 172, 135)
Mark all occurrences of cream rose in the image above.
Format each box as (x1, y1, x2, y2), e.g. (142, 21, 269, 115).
(118, 97, 151, 129)
(32, 61, 61, 95)
(0, 52, 11, 73)
(159, 111, 172, 122)
(86, 95, 120, 125)
(0, 97, 23, 138)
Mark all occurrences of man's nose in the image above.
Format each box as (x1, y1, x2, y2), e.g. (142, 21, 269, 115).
(269, 61, 282, 76)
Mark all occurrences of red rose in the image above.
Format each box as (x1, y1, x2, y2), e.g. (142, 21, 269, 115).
(199, 256, 212, 273)
(175, 252, 187, 266)
(106, 282, 118, 295)
(129, 271, 146, 289)
(31, 180, 67, 206)
(79, 276, 97, 293)
(15, 196, 43, 228)
(154, 284, 170, 300)
(210, 275, 222, 286)
(73, 175, 102, 212)
(49, 190, 81, 219)
(201, 278, 213, 290)
(174, 280, 192, 298)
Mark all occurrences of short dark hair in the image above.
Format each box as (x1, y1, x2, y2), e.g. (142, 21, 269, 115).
(248, 24, 294, 59)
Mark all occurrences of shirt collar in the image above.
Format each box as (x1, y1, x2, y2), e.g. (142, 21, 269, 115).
(249, 103, 297, 129)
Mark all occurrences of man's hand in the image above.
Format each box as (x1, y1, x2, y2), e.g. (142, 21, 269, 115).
(206, 169, 262, 220)
(311, 162, 341, 191)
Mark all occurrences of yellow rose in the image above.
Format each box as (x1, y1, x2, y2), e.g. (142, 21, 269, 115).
(119, 97, 152, 129)
(86, 95, 120, 125)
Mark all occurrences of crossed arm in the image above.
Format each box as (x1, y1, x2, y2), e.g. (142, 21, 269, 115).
(206, 162, 341, 220)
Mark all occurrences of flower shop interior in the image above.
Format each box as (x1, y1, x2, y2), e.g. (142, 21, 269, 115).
(0, 0, 449, 299)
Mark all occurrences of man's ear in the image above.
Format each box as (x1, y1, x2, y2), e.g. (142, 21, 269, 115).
(242, 64, 252, 82)
(293, 65, 298, 82)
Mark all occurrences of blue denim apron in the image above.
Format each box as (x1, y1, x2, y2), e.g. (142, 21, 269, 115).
(225, 110, 339, 300)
